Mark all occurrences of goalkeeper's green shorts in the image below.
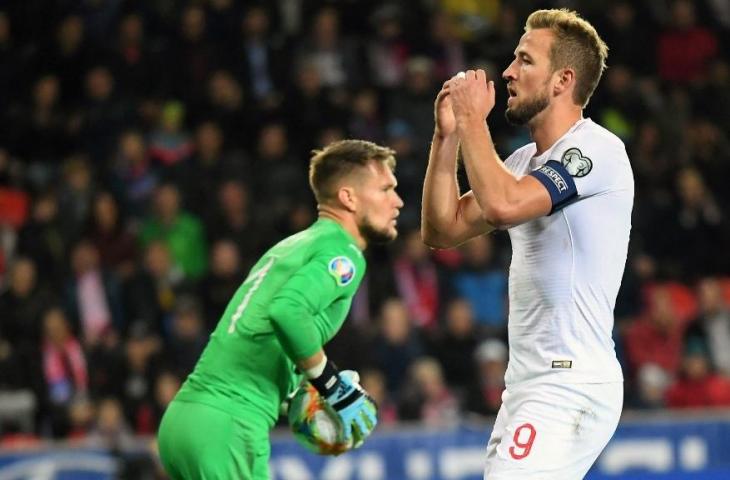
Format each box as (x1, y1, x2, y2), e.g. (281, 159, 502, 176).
(158, 400, 271, 480)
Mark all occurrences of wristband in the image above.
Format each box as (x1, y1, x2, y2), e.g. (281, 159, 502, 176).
(308, 358, 341, 398)
(304, 355, 328, 379)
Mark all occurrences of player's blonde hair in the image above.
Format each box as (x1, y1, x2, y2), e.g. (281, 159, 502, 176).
(309, 139, 396, 204)
(526, 9, 608, 107)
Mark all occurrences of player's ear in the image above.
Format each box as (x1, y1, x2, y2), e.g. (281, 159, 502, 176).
(336, 186, 358, 212)
(553, 68, 575, 97)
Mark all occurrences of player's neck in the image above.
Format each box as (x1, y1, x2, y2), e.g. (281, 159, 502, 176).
(529, 104, 583, 156)
(317, 208, 367, 250)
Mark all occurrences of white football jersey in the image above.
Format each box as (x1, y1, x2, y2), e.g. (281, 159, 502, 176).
(503, 118, 633, 385)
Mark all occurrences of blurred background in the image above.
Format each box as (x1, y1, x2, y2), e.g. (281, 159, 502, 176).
(0, 0, 729, 479)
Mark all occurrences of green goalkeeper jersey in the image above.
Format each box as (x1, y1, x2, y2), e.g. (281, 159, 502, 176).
(174, 218, 366, 427)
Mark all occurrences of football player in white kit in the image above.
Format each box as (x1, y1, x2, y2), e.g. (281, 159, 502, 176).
(421, 9, 633, 480)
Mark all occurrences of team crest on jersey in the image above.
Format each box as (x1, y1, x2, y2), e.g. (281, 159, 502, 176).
(328, 256, 355, 286)
(560, 147, 593, 177)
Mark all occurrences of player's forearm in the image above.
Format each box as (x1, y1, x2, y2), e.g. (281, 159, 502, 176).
(421, 133, 460, 246)
(269, 298, 322, 361)
(457, 121, 519, 226)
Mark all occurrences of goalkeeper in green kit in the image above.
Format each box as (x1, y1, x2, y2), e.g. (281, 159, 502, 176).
(157, 140, 404, 479)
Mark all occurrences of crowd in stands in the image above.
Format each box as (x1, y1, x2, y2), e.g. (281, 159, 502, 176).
(0, 0, 729, 453)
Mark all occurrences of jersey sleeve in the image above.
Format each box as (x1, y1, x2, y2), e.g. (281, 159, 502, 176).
(502, 147, 526, 174)
(529, 131, 631, 214)
(548, 132, 630, 198)
(267, 249, 364, 361)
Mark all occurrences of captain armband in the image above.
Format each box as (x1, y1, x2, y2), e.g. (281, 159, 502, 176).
(529, 160, 578, 214)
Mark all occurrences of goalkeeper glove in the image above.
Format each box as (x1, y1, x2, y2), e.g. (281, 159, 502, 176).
(308, 360, 378, 448)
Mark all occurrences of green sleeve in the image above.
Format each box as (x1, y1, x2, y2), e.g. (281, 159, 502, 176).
(267, 252, 361, 361)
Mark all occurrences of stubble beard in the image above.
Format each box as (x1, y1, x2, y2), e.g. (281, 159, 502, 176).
(359, 217, 397, 245)
(505, 90, 550, 126)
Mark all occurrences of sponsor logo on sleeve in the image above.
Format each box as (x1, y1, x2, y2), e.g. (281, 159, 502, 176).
(537, 165, 568, 192)
(560, 147, 593, 177)
(328, 256, 356, 286)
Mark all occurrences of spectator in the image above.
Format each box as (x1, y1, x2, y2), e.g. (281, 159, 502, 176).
(16, 191, 68, 286)
(251, 122, 308, 222)
(691, 60, 730, 136)
(399, 356, 459, 426)
(199, 239, 244, 331)
(110, 129, 158, 219)
(684, 278, 730, 375)
(392, 229, 441, 330)
(200, 70, 252, 146)
(87, 397, 135, 450)
(235, 5, 286, 105)
(41, 307, 88, 437)
(121, 330, 161, 434)
(600, 2, 654, 74)
(366, 5, 410, 89)
(151, 371, 180, 430)
(386, 57, 438, 152)
(171, 120, 250, 224)
(67, 396, 95, 441)
(58, 154, 96, 241)
(7, 75, 70, 186)
(86, 327, 125, 400)
(147, 100, 193, 168)
(65, 239, 124, 346)
(85, 191, 138, 278)
(625, 286, 686, 377)
(665, 339, 730, 408)
(110, 13, 161, 99)
(79, 65, 132, 162)
(420, 10, 466, 82)
(476, 6, 522, 70)
(169, 4, 219, 105)
(282, 59, 343, 154)
(657, 0, 719, 84)
(371, 298, 424, 395)
(631, 363, 672, 409)
(348, 88, 384, 143)
(140, 183, 208, 280)
(384, 119, 422, 225)
(295, 7, 361, 89)
(429, 298, 480, 392)
(206, 179, 269, 269)
(122, 241, 188, 338)
(0, 257, 50, 359)
(450, 235, 507, 332)
(464, 338, 507, 417)
(163, 296, 206, 378)
(671, 168, 725, 279)
(686, 118, 730, 206)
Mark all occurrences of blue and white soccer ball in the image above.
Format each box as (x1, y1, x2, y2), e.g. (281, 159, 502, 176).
(287, 383, 353, 455)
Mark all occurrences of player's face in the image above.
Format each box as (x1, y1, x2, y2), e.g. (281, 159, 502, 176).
(355, 161, 403, 244)
(502, 29, 555, 126)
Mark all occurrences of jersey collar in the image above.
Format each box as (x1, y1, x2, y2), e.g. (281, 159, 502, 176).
(315, 218, 364, 254)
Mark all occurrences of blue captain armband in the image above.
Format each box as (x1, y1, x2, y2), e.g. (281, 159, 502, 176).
(529, 160, 578, 214)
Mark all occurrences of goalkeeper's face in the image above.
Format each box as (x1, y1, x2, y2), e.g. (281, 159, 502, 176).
(354, 161, 403, 245)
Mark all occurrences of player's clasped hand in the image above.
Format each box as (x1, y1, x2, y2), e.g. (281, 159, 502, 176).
(323, 370, 378, 448)
(434, 80, 456, 138)
(448, 69, 496, 127)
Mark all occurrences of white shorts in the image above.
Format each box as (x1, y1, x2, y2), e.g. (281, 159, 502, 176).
(484, 381, 622, 480)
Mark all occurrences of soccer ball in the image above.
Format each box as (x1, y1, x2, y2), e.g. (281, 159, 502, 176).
(287, 383, 353, 455)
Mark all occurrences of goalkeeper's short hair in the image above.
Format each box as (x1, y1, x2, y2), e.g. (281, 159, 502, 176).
(309, 139, 396, 204)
